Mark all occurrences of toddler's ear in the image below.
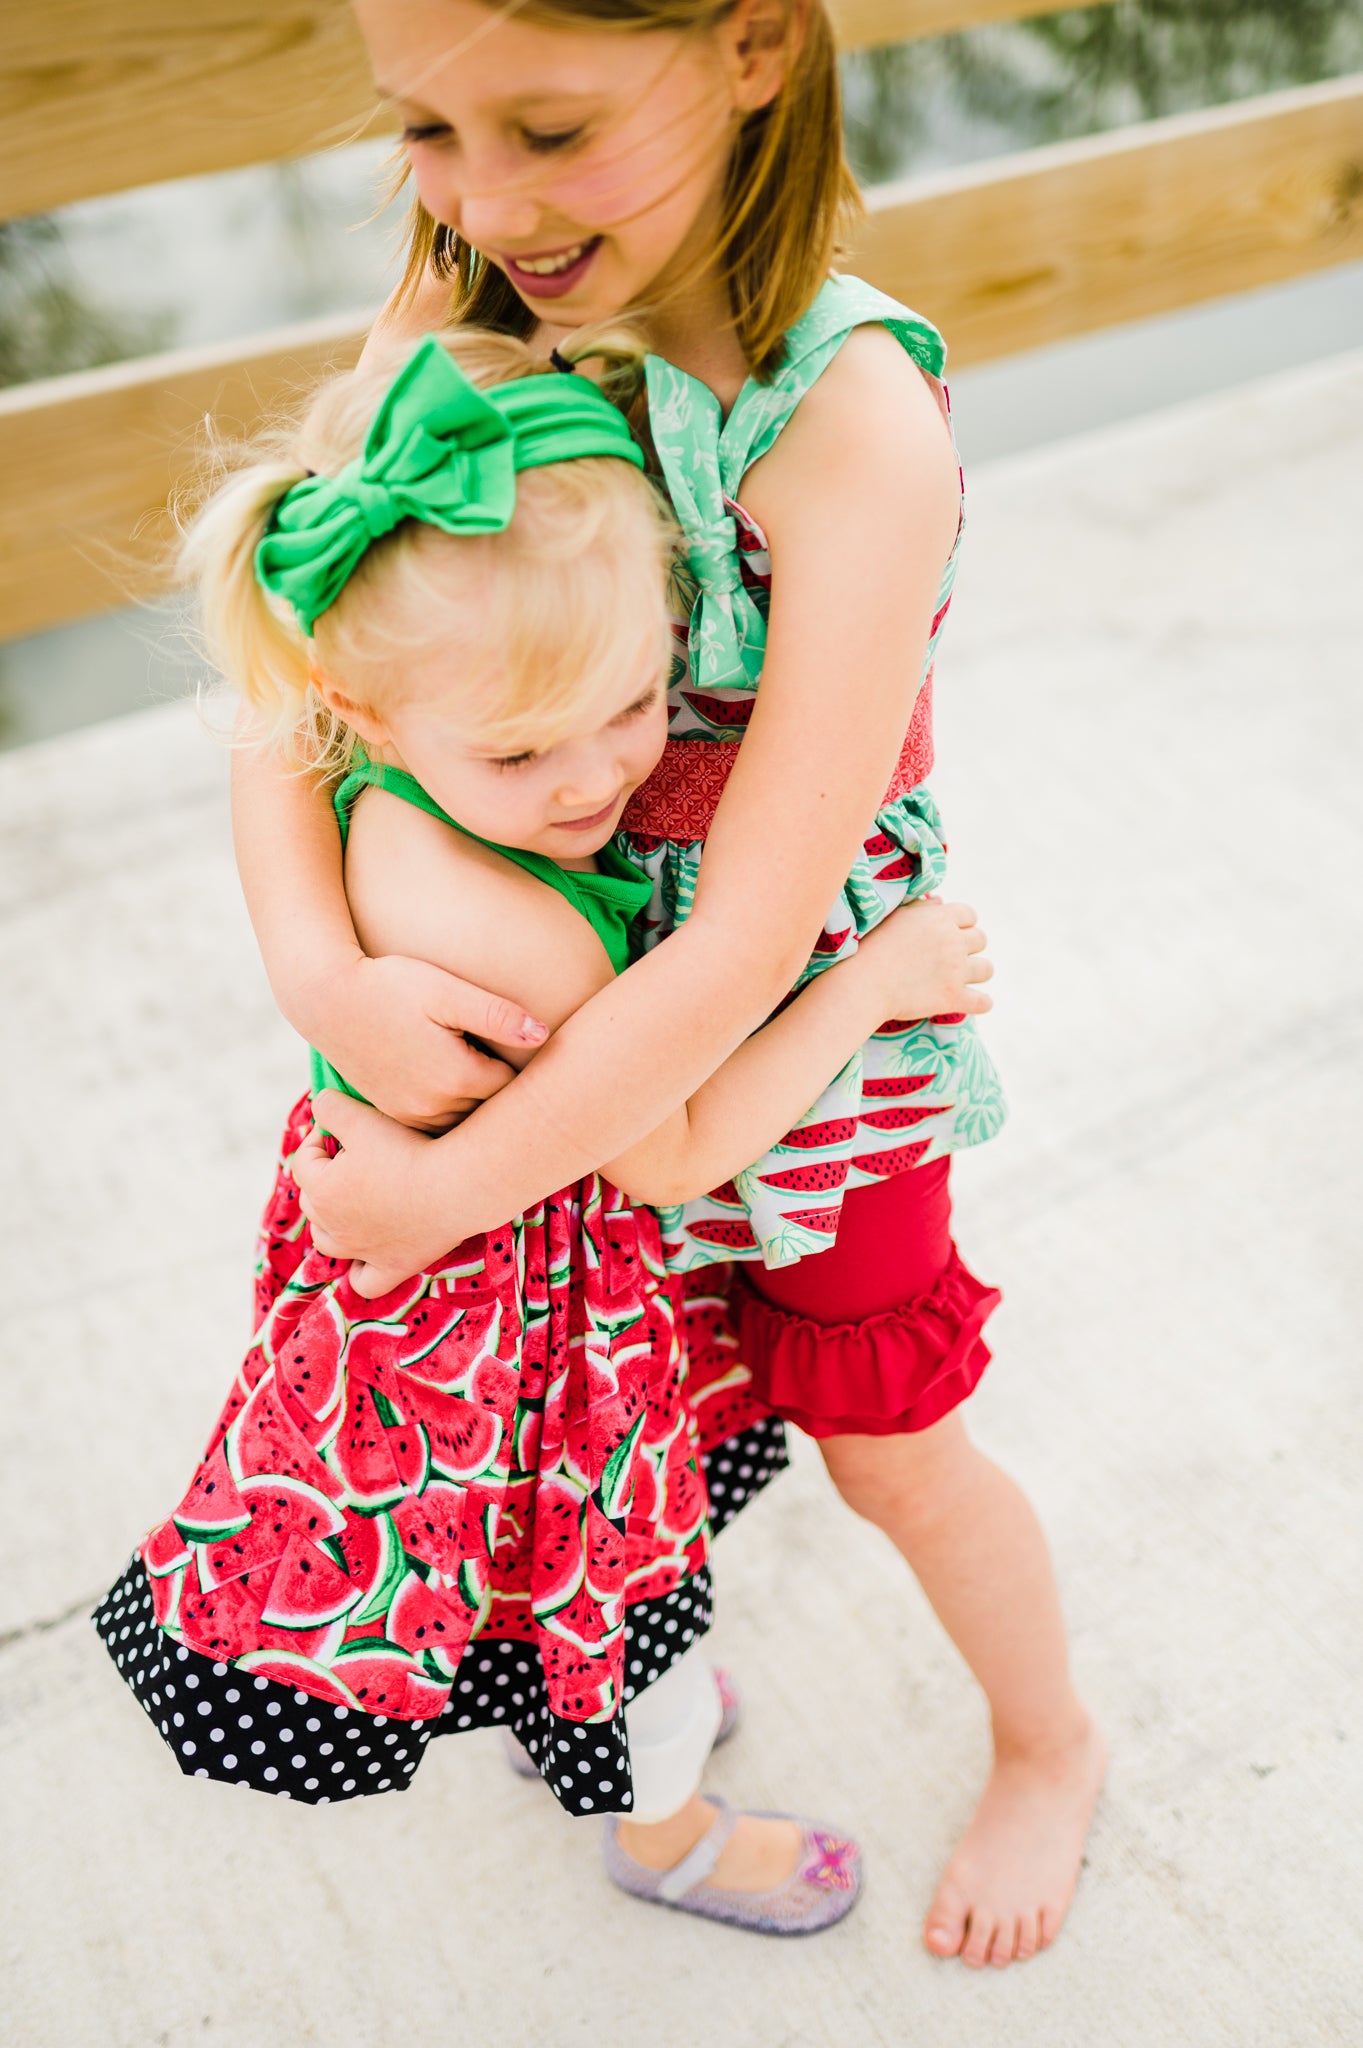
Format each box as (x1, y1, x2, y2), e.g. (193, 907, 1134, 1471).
(310, 665, 389, 748)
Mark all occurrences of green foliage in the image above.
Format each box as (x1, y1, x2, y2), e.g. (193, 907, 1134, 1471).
(0, 218, 173, 389)
(843, 0, 1363, 183)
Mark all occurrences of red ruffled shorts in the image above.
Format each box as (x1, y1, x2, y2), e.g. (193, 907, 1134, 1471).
(734, 1158, 1001, 1438)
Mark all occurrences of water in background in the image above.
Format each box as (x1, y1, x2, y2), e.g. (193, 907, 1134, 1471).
(4, 0, 1362, 748)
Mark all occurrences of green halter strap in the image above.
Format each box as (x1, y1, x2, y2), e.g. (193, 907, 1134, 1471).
(255, 335, 643, 634)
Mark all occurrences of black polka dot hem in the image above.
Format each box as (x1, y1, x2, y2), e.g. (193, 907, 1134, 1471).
(94, 1556, 713, 1818)
(700, 1414, 787, 1535)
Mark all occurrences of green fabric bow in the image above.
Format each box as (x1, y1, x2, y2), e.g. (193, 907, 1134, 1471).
(256, 334, 643, 634)
(642, 274, 949, 698)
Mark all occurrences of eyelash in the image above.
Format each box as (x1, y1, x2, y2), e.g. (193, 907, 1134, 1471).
(616, 688, 658, 723)
(402, 124, 585, 153)
(491, 690, 658, 771)
(523, 127, 586, 154)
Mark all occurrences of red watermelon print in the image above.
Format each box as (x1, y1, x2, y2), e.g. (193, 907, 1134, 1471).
(127, 1095, 780, 1756)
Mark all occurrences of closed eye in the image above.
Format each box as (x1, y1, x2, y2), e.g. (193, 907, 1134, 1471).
(611, 686, 660, 725)
(522, 126, 586, 154)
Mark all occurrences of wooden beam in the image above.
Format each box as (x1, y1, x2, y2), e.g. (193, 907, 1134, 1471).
(0, 1, 391, 221)
(1, 0, 1117, 222)
(852, 73, 1363, 368)
(0, 315, 364, 640)
(831, 0, 1116, 48)
(4, 75, 1362, 641)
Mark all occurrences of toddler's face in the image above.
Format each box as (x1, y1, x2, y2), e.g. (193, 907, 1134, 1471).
(355, 0, 773, 331)
(372, 665, 669, 862)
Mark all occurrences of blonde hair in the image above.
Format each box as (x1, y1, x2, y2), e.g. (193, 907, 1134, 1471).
(181, 328, 676, 776)
(397, 0, 860, 380)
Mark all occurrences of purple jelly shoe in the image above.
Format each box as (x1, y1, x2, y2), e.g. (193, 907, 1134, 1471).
(503, 1664, 741, 1779)
(603, 1798, 863, 1936)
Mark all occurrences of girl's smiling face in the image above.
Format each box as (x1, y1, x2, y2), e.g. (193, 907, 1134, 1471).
(356, 0, 785, 331)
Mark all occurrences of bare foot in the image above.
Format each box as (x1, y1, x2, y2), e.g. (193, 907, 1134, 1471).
(924, 1710, 1106, 1968)
(617, 1796, 805, 1894)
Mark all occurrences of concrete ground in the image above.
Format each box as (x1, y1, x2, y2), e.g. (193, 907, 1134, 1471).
(2, 351, 1360, 2048)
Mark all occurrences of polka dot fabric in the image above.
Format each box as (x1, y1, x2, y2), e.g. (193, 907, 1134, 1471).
(698, 1416, 787, 1536)
(95, 1557, 714, 1816)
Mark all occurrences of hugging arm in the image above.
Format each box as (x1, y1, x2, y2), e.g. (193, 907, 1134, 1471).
(294, 331, 965, 1288)
(231, 719, 545, 1127)
(307, 784, 987, 1266)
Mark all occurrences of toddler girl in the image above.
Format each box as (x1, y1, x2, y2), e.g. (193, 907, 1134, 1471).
(96, 326, 991, 1936)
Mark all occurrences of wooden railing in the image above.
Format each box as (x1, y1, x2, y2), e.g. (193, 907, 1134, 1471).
(2, 0, 1360, 641)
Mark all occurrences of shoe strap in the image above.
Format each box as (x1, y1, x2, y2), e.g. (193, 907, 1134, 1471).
(657, 1799, 739, 1903)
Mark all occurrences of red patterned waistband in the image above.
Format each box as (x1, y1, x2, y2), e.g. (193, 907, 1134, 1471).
(621, 672, 935, 843)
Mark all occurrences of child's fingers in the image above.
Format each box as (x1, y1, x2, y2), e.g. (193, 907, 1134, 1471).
(306, 1222, 346, 1260)
(293, 1123, 333, 1176)
(946, 901, 977, 927)
(964, 924, 988, 953)
(966, 955, 995, 983)
(309, 1088, 378, 1147)
(429, 971, 547, 1051)
(961, 988, 994, 1013)
(348, 1258, 413, 1300)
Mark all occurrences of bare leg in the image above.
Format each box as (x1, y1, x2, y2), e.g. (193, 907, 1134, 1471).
(613, 1650, 805, 1891)
(616, 1798, 804, 1892)
(821, 1414, 1105, 1966)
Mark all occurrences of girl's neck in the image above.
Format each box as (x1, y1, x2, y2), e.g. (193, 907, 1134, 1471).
(538, 278, 752, 416)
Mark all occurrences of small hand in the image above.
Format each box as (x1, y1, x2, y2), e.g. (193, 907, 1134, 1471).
(294, 1090, 458, 1297)
(309, 953, 545, 1132)
(860, 897, 994, 1022)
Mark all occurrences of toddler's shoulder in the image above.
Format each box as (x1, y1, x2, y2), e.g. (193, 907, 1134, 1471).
(343, 788, 615, 1035)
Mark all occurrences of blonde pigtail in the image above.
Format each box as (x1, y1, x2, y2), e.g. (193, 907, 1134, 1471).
(178, 462, 314, 760)
(553, 323, 650, 419)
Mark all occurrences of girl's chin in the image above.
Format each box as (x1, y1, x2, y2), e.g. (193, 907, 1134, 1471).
(502, 250, 666, 331)
(547, 824, 615, 856)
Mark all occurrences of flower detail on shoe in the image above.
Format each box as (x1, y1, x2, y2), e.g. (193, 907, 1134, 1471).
(604, 1800, 863, 1936)
(801, 1831, 859, 1891)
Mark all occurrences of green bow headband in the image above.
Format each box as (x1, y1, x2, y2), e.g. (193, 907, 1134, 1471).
(255, 334, 644, 635)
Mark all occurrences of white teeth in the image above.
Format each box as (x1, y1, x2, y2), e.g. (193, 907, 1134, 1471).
(513, 243, 587, 276)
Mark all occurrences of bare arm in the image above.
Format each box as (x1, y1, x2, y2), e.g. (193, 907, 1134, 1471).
(228, 268, 532, 1128)
(297, 330, 963, 1284)
(230, 719, 544, 1127)
(317, 786, 986, 1226)
(605, 896, 987, 1206)
(228, 266, 450, 1038)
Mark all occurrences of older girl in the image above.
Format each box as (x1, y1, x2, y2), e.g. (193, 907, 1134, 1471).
(233, 0, 1103, 1968)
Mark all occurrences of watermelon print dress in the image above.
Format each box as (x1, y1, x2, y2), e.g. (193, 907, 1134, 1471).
(94, 763, 787, 1817)
(619, 274, 1009, 1274)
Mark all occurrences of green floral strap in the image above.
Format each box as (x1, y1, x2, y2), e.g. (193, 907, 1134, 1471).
(644, 275, 948, 696)
(643, 359, 768, 695)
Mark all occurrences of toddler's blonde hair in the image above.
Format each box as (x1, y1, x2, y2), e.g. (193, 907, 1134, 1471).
(181, 328, 676, 776)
